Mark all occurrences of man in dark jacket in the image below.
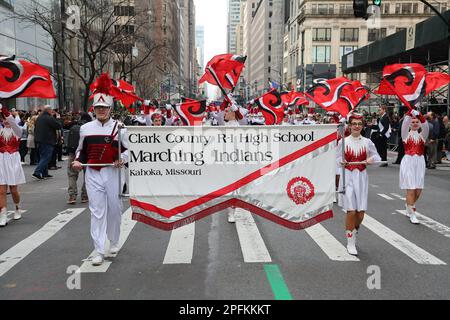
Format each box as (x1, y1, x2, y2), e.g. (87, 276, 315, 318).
(32, 106, 62, 180)
(370, 105, 391, 167)
(66, 113, 92, 204)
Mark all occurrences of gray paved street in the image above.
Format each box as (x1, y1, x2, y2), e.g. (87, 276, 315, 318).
(0, 155, 449, 300)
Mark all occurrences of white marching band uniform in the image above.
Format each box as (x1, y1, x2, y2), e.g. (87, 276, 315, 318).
(399, 115, 429, 190)
(336, 135, 381, 212)
(0, 115, 26, 186)
(75, 118, 128, 258)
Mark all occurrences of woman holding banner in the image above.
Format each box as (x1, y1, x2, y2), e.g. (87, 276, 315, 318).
(399, 110, 429, 225)
(337, 114, 381, 256)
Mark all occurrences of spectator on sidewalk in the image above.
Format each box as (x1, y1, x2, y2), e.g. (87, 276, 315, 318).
(425, 112, 439, 169)
(33, 106, 62, 180)
(370, 105, 391, 167)
(66, 113, 91, 204)
(27, 115, 38, 165)
(444, 115, 450, 161)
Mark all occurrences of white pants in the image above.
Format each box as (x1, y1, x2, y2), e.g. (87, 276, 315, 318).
(86, 167, 123, 255)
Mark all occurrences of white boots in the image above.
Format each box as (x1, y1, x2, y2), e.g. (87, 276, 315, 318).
(406, 204, 419, 225)
(0, 208, 7, 227)
(109, 243, 120, 255)
(346, 229, 358, 256)
(13, 208, 21, 220)
(92, 254, 104, 266)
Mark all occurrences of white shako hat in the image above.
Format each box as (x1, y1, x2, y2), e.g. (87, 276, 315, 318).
(93, 93, 114, 108)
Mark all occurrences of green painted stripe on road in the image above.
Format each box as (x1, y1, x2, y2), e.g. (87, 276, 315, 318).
(264, 264, 293, 300)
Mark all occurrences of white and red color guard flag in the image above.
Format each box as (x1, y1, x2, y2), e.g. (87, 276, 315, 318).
(0, 55, 56, 99)
(199, 54, 247, 91)
(376, 63, 450, 109)
(128, 125, 338, 230)
(280, 90, 309, 108)
(305, 77, 357, 117)
(174, 98, 207, 126)
(254, 89, 286, 125)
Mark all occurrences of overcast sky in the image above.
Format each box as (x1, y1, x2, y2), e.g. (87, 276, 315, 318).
(194, 0, 228, 99)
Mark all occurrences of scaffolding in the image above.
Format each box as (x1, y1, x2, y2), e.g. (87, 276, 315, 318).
(342, 10, 450, 116)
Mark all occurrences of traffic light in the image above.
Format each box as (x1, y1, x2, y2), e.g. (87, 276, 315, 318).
(373, 0, 382, 6)
(353, 0, 369, 19)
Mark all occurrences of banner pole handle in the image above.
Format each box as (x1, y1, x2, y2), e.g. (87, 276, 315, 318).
(339, 122, 346, 195)
(118, 122, 123, 199)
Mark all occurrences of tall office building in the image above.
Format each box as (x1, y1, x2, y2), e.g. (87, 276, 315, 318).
(227, 0, 243, 54)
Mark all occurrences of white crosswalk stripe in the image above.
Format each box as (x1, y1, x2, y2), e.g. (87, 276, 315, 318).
(234, 208, 272, 263)
(362, 214, 446, 265)
(305, 224, 359, 262)
(77, 208, 136, 273)
(377, 194, 394, 200)
(396, 210, 450, 238)
(391, 193, 407, 201)
(0, 208, 86, 278)
(163, 222, 195, 264)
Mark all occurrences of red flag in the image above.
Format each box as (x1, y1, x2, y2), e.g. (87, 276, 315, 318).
(425, 72, 450, 95)
(0, 56, 56, 99)
(305, 77, 354, 117)
(343, 80, 370, 113)
(254, 89, 285, 125)
(281, 90, 309, 107)
(174, 99, 207, 126)
(199, 54, 246, 90)
(376, 64, 428, 109)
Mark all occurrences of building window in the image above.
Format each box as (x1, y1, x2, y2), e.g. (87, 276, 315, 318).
(368, 28, 386, 42)
(339, 46, 358, 62)
(313, 28, 331, 41)
(311, 3, 334, 15)
(412, 3, 418, 13)
(395, 3, 401, 14)
(339, 4, 353, 15)
(312, 46, 331, 63)
(340, 28, 359, 42)
(382, 3, 390, 14)
(114, 6, 135, 17)
(401, 3, 412, 14)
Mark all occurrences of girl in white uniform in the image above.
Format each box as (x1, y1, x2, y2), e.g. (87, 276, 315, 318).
(399, 110, 429, 224)
(0, 104, 25, 226)
(336, 114, 381, 256)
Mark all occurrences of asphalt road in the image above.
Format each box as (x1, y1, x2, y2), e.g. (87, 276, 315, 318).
(0, 155, 449, 300)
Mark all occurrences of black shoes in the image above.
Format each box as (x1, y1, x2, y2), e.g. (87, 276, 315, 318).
(32, 173, 44, 180)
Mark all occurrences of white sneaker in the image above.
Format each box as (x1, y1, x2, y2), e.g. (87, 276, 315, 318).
(405, 204, 412, 217)
(13, 209, 22, 220)
(410, 213, 420, 225)
(110, 243, 120, 255)
(228, 210, 236, 223)
(346, 230, 358, 256)
(91, 254, 104, 266)
(0, 209, 7, 227)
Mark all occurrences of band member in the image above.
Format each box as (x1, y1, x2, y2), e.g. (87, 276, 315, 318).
(72, 87, 128, 266)
(0, 104, 25, 226)
(399, 110, 429, 224)
(337, 114, 381, 256)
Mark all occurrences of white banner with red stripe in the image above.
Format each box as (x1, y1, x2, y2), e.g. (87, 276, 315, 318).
(127, 125, 338, 230)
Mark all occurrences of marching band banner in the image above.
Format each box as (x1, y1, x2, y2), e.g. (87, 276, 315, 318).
(128, 125, 338, 231)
